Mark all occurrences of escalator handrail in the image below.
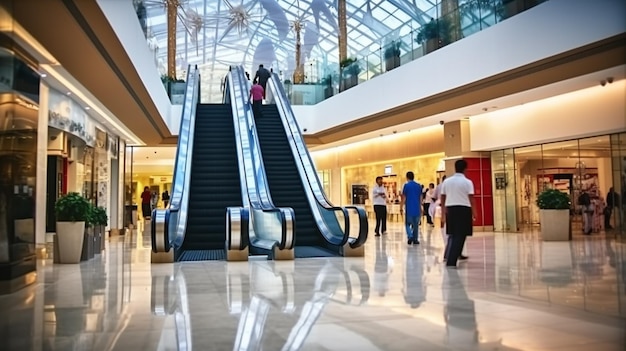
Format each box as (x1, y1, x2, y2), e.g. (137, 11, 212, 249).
(267, 74, 361, 248)
(226, 66, 294, 251)
(269, 74, 369, 249)
(152, 65, 200, 253)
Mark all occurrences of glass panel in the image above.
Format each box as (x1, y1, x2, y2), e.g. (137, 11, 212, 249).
(491, 150, 507, 231)
(123, 145, 135, 229)
(141, 0, 544, 105)
(504, 148, 517, 231)
(515, 144, 542, 225)
(0, 55, 39, 264)
(610, 133, 626, 236)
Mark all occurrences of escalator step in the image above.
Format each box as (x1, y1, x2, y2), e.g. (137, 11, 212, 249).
(179, 249, 225, 261)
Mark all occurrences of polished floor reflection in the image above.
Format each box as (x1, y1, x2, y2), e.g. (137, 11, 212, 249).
(0, 224, 625, 351)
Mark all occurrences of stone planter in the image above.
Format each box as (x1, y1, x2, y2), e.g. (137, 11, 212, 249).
(539, 209, 571, 241)
(56, 221, 85, 263)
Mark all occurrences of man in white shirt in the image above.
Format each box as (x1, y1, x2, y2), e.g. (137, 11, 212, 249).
(441, 160, 477, 268)
(372, 176, 388, 237)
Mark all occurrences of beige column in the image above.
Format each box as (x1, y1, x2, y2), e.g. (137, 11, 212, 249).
(443, 119, 481, 175)
(35, 84, 49, 247)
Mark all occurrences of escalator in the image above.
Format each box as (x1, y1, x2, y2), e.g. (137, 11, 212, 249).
(256, 105, 339, 257)
(178, 104, 243, 261)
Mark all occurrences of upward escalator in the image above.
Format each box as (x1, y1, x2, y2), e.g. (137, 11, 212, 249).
(178, 104, 243, 261)
(256, 105, 340, 257)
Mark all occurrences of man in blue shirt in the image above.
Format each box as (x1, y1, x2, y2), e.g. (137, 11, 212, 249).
(401, 171, 423, 245)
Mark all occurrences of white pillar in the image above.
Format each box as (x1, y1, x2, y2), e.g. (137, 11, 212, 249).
(35, 84, 49, 245)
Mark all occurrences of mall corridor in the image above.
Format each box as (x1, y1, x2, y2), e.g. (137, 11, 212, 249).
(0, 223, 624, 351)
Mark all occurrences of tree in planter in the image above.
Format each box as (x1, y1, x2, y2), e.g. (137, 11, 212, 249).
(383, 40, 402, 71)
(536, 189, 571, 241)
(340, 58, 361, 91)
(55, 193, 91, 263)
(415, 18, 453, 54)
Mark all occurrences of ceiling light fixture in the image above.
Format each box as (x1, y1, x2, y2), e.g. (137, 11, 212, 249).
(85, 106, 90, 110)
(66, 92, 72, 95)
(40, 73, 47, 78)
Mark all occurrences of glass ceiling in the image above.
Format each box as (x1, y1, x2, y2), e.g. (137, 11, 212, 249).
(142, 0, 444, 101)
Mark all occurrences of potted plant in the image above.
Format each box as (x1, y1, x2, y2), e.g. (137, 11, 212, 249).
(383, 40, 401, 71)
(161, 75, 186, 104)
(82, 203, 96, 261)
(93, 207, 108, 252)
(415, 18, 452, 55)
(340, 58, 361, 91)
(536, 189, 571, 241)
(55, 192, 91, 263)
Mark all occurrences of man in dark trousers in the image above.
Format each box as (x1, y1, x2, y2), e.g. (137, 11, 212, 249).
(441, 160, 476, 268)
(605, 187, 620, 230)
(249, 80, 264, 118)
(253, 64, 271, 99)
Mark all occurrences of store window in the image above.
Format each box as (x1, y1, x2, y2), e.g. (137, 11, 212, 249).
(492, 134, 622, 235)
(317, 170, 331, 198)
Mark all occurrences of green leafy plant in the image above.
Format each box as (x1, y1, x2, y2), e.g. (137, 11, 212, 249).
(340, 58, 361, 77)
(55, 192, 92, 222)
(92, 207, 108, 226)
(161, 74, 185, 84)
(536, 189, 570, 210)
(383, 40, 401, 59)
(415, 18, 452, 45)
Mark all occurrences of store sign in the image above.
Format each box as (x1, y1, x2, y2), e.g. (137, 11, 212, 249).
(48, 89, 96, 146)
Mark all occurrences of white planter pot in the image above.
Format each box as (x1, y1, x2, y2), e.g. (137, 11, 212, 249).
(539, 210, 570, 241)
(56, 221, 85, 263)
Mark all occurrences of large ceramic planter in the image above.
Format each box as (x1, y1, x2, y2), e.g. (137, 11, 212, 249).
(539, 209, 571, 241)
(56, 221, 85, 263)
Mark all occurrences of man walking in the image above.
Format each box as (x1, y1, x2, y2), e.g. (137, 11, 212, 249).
(253, 64, 271, 99)
(423, 183, 435, 226)
(441, 160, 476, 267)
(372, 176, 387, 237)
(401, 171, 423, 245)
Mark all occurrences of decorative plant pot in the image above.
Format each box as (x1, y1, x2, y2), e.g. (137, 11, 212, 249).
(56, 221, 85, 263)
(385, 56, 401, 71)
(81, 227, 95, 261)
(539, 209, 571, 241)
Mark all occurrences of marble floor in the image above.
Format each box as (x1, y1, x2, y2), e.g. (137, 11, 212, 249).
(1, 224, 625, 351)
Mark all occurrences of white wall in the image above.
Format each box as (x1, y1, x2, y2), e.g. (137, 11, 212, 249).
(295, 0, 626, 134)
(469, 80, 626, 150)
(96, 0, 173, 132)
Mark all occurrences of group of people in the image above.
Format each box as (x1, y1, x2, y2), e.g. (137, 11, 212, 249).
(140, 187, 170, 220)
(248, 64, 271, 119)
(578, 186, 621, 234)
(372, 160, 476, 268)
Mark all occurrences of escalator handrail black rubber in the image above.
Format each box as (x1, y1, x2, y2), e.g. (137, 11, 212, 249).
(152, 65, 200, 254)
(226, 66, 294, 252)
(269, 73, 368, 248)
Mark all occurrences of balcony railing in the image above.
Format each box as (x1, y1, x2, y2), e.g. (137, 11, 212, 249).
(283, 0, 547, 106)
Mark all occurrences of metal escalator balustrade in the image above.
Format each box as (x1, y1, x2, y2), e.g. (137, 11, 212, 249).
(151, 65, 249, 262)
(227, 66, 295, 260)
(257, 74, 369, 257)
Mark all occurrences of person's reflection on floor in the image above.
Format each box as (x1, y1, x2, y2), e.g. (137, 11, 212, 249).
(374, 236, 391, 297)
(443, 269, 478, 350)
(403, 248, 426, 308)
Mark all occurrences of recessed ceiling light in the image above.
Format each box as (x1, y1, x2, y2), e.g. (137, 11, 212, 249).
(66, 92, 72, 95)
(41, 73, 47, 78)
(85, 106, 90, 110)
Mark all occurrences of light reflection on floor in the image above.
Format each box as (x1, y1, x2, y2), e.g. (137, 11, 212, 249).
(0, 223, 624, 350)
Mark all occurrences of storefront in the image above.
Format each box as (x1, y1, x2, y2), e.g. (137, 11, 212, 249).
(491, 133, 626, 235)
